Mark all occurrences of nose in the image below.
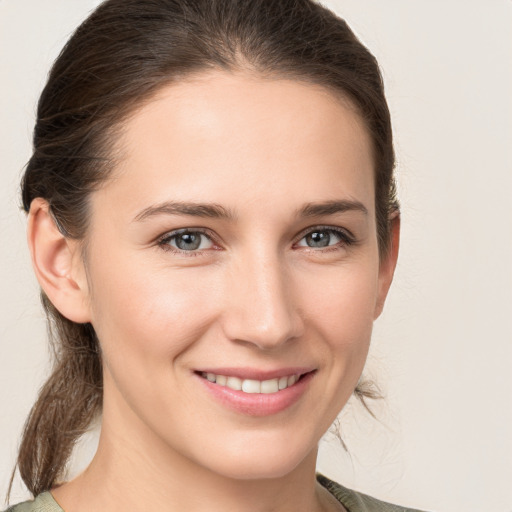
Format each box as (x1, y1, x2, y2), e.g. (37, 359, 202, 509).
(221, 249, 304, 351)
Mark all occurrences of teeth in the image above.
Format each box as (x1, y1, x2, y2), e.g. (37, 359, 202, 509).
(261, 378, 279, 394)
(201, 372, 302, 394)
(226, 376, 242, 391)
(242, 379, 261, 393)
(278, 376, 288, 390)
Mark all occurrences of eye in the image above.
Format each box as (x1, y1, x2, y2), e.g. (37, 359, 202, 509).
(295, 227, 354, 249)
(158, 229, 215, 253)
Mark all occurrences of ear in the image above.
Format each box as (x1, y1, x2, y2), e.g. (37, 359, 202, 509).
(374, 212, 400, 319)
(27, 198, 92, 323)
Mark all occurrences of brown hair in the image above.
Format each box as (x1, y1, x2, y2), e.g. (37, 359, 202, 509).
(14, 0, 398, 497)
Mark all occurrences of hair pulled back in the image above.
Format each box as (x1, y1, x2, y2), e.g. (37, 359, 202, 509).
(16, 0, 398, 497)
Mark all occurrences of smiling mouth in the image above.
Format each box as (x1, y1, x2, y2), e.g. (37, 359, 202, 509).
(198, 371, 307, 394)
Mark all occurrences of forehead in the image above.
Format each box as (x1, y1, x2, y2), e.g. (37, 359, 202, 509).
(98, 70, 375, 219)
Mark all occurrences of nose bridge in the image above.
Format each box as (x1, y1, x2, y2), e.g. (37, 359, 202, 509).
(223, 245, 303, 349)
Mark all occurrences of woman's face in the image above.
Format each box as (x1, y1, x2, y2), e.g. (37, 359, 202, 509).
(79, 71, 396, 480)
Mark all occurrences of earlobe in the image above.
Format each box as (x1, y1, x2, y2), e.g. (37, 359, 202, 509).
(27, 198, 91, 323)
(374, 213, 400, 319)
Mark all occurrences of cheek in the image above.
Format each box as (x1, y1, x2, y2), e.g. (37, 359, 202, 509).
(281, 261, 380, 434)
(300, 261, 379, 340)
(298, 261, 379, 391)
(88, 254, 221, 372)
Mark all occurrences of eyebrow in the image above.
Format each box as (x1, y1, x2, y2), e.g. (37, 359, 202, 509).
(133, 201, 236, 222)
(132, 199, 368, 223)
(297, 199, 368, 218)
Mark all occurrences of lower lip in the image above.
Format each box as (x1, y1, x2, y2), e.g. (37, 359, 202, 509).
(195, 371, 315, 417)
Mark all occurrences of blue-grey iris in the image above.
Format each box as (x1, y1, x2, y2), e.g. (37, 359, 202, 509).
(306, 231, 330, 248)
(175, 233, 202, 250)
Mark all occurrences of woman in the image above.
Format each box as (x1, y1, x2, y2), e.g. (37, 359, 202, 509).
(5, 0, 427, 511)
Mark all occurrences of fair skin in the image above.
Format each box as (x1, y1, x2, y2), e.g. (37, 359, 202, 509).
(28, 70, 399, 512)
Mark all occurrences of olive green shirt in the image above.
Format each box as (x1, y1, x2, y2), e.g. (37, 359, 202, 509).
(6, 474, 429, 512)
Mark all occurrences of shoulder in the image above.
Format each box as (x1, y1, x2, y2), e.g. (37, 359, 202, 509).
(4, 492, 63, 512)
(317, 474, 431, 512)
(7, 479, 432, 512)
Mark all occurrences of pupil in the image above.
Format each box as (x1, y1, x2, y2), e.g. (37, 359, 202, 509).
(176, 233, 201, 250)
(307, 231, 330, 247)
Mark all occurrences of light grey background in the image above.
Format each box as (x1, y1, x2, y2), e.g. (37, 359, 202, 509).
(1, 1, 511, 511)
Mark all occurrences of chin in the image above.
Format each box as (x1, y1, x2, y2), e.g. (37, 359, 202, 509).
(193, 433, 317, 482)
(209, 458, 305, 482)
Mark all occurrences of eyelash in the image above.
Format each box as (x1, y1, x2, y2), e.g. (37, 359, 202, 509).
(157, 228, 218, 257)
(296, 226, 356, 252)
(156, 226, 356, 257)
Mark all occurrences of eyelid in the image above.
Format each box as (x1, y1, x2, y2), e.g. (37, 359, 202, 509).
(293, 225, 356, 246)
(155, 224, 356, 256)
(156, 227, 221, 255)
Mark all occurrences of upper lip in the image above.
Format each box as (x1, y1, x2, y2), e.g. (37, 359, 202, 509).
(194, 367, 315, 381)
